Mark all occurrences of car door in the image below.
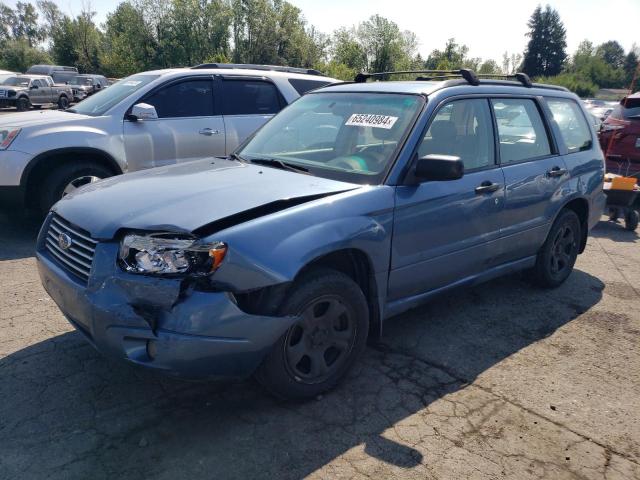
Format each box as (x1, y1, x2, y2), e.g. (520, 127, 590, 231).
(29, 79, 46, 104)
(220, 77, 286, 154)
(388, 98, 505, 301)
(490, 97, 567, 264)
(123, 76, 225, 171)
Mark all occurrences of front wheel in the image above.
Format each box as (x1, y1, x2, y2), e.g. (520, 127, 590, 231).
(16, 97, 30, 111)
(38, 161, 113, 213)
(256, 268, 369, 400)
(532, 209, 581, 288)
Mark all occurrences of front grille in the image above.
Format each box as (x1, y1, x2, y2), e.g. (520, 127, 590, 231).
(45, 215, 97, 283)
(0, 90, 6, 98)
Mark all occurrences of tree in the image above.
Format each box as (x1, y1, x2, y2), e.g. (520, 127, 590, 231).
(36, 0, 65, 40)
(13, 1, 42, 47)
(596, 40, 625, 70)
(101, 2, 157, 77)
(479, 59, 500, 74)
(357, 15, 405, 73)
(501, 51, 522, 74)
(0, 3, 17, 45)
(623, 46, 639, 92)
(331, 27, 366, 71)
(0, 38, 51, 72)
(425, 38, 478, 70)
(521, 5, 567, 77)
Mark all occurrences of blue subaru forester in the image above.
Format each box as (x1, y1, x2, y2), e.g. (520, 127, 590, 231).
(37, 69, 606, 399)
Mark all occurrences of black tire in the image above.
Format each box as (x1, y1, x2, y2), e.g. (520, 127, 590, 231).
(38, 161, 113, 213)
(255, 268, 369, 400)
(58, 95, 69, 110)
(532, 209, 581, 288)
(625, 209, 639, 231)
(16, 97, 30, 111)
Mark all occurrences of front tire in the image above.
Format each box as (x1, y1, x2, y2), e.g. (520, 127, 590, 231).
(16, 97, 30, 111)
(256, 268, 369, 400)
(532, 209, 581, 288)
(38, 161, 113, 213)
(625, 209, 639, 231)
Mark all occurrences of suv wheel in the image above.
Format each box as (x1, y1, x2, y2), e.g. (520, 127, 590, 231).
(39, 162, 113, 213)
(532, 209, 581, 288)
(16, 97, 30, 111)
(256, 268, 369, 400)
(58, 96, 69, 110)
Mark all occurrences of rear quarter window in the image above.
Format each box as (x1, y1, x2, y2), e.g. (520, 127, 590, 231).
(288, 78, 332, 95)
(547, 98, 592, 153)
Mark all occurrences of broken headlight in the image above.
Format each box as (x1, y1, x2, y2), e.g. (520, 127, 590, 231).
(119, 233, 227, 276)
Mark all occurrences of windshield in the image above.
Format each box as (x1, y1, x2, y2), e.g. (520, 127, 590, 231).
(74, 76, 93, 85)
(2, 77, 29, 87)
(238, 92, 423, 184)
(70, 74, 159, 116)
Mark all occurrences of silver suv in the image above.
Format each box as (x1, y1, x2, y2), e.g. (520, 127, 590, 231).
(0, 64, 336, 213)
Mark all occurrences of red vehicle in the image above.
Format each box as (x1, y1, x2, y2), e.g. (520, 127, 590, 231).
(599, 92, 640, 176)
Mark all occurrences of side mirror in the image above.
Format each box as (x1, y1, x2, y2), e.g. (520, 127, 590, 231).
(127, 103, 158, 122)
(30, 84, 38, 90)
(414, 154, 464, 181)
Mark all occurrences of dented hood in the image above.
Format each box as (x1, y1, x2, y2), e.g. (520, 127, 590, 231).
(53, 158, 359, 239)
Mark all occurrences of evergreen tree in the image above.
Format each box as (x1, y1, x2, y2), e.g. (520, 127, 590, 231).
(521, 5, 567, 77)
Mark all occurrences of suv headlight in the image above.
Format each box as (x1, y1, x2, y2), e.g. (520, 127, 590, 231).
(0, 127, 21, 150)
(119, 233, 227, 276)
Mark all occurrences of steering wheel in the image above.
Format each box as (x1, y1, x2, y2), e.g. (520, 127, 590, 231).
(328, 152, 379, 172)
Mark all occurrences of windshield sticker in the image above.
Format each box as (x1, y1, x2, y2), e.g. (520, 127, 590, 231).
(122, 81, 142, 86)
(345, 114, 398, 129)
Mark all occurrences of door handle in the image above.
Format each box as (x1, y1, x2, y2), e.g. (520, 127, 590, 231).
(199, 128, 220, 136)
(475, 181, 501, 194)
(546, 166, 568, 178)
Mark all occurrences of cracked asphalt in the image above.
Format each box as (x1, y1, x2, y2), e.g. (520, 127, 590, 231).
(0, 210, 639, 480)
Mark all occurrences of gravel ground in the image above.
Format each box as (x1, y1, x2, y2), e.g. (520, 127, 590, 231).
(0, 210, 638, 480)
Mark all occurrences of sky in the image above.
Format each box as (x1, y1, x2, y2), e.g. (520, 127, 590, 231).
(4, 0, 640, 63)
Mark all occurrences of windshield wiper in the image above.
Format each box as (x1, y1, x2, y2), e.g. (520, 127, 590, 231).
(66, 108, 76, 113)
(228, 152, 245, 162)
(248, 157, 310, 174)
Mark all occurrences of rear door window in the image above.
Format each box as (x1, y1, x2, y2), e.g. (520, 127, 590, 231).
(491, 99, 551, 164)
(547, 98, 592, 153)
(222, 80, 283, 115)
(143, 79, 214, 118)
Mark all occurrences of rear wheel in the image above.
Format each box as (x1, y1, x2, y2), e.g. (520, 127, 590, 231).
(16, 97, 30, 111)
(532, 209, 581, 288)
(58, 96, 69, 110)
(256, 268, 369, 400)
(38, 161, 113, 213)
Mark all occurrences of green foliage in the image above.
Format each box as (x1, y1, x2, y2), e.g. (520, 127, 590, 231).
(0, 38, 51, 72)
(522, 5, 567, 77)
(536, 73, 597, 97)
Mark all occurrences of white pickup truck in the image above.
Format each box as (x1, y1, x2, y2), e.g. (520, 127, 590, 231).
(0, 75, 74, 111)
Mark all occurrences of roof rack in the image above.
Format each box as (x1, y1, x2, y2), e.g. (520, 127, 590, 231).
(354, 69, 539, 89)
(191, 63, 325, 76)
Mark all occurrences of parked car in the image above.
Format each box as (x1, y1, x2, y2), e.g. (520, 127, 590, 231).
(0, 64, 337, 213)
(36, 70, 606, 400)
(0, 75, 73, 111)
(51, 73, 109, 99)
(599, 92, 640, 176)
(76, 74, 109, 93)
(26, 64, 78, 76)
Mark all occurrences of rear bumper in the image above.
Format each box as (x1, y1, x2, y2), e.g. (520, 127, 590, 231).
(36, 240, 297, 379)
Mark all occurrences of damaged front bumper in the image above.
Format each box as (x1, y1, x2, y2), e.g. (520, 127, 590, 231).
(36, 242, 297, 379)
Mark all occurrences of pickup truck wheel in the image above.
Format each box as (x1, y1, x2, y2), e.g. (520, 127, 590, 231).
(58, 96, 69, 110)
(38, 162, 112, 213)
(16, 97, 30, 111)
(532, 209, 581, 288)
(256, 268, 369, 400)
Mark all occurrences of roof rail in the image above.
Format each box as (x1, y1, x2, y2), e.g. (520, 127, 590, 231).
(352, 70, 557, 90)
(191, 63, 325, 76)
(354, 69, 480, 85)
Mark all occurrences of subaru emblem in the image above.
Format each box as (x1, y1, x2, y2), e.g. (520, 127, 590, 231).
(58, 233, 73, 250)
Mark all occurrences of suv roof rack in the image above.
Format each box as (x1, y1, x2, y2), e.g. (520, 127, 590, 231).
(191, 63, 325, 76)
(353, 69, 566, 91)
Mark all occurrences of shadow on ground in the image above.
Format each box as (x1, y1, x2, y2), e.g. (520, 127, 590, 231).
(0, 210, 41, 260)
(0, 260, 604, 479)
(590, 217, 639, 243)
